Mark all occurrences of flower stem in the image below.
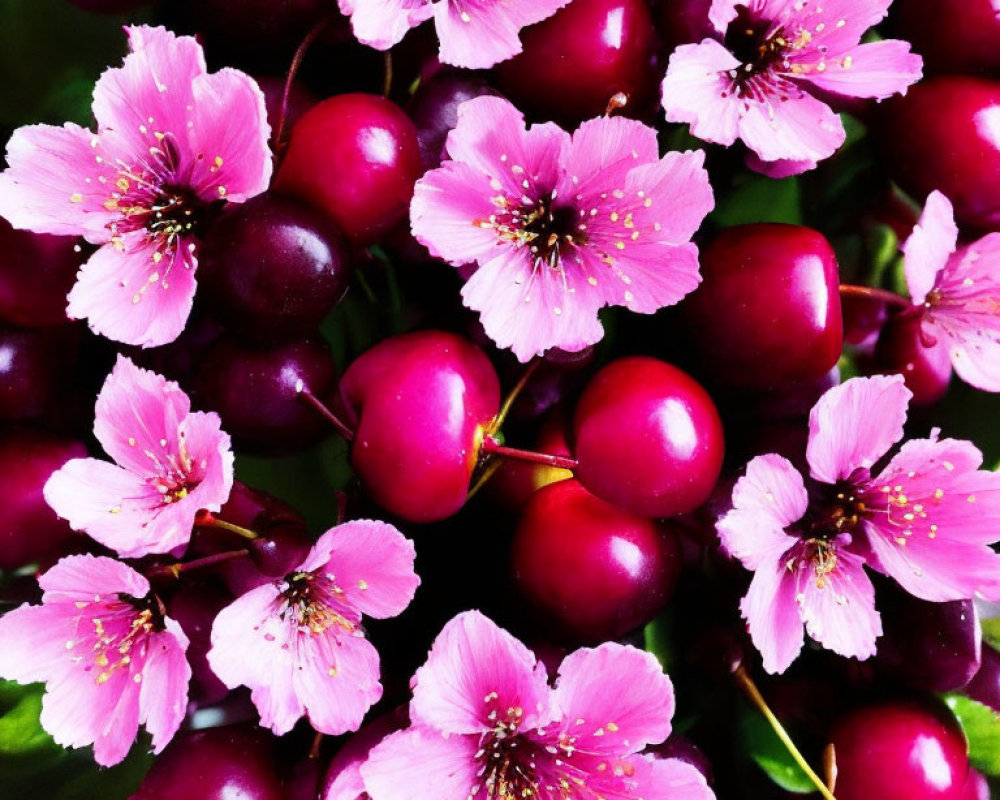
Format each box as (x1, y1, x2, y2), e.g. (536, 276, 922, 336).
(733, 665, 839, 800)
(196, 511, 260, 541)
(146, 549, 250, 581)
(296, 382, 355, 443)
(309, 731, 325, 760)
(489, 358, 542, 435)
(838, 284, 911, 310)
(480, 436, 578, 471)
(382, 51, 394, 98)
(275, 15, 334, 151)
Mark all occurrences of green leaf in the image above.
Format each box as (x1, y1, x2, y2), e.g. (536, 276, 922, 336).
(711, 175, 802, 228)
(738, 703, 816, 794)
(944, 693, 1000, 775)
(983, 621, 1000, 651)
(643, 610, 676, 672)
(0, 683, 57, 756)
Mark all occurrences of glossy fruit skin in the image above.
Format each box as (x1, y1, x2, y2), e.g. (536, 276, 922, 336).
(874, 312, 952, 407)
(877, 77, 1000, 231)
(965, 644, 1000, 713)
(165, 581, 232, 706)
(0, 324, 81, 420)
(255, 74, 318, 145)
(829, 701, 970, 800)
(130, 725, 285, 800)
(511, 479, 680, 644)
(0, 220, 78, 327)
(495, 0, 660, 126)
(961, 769, 991, 800)
(193, 335, 337, 452)
(677, 224, 843, 391)
(573, 357, 724, 518)
(275, 94, 424, 245)
(894, 0, 1000, 77)
(199, 194, 352, 341)
(0, 428, 86, 570)
(340, 331, 501, 523)
(653, 0, 714, 51)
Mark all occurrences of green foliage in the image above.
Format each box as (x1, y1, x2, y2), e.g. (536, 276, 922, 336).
(738, 704, 816, 794)
(944, 693, 1000, 776)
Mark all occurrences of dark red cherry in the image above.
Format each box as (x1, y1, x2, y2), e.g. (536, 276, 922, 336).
(340, 331, 501, 522)
(841, 293, 889, 352)
(255, 74, 319, 146)
(0, 428, 86, 571)
(199, 194, 352, 341)
(894, 0, 1000, 77)
(573, 357, 724, 518)
(495, 0, 660, 126)
(193, 334, 337, 452)
(0, 324, 82, 420)
(0, 220, 78, 327)
(275, 93, 424, 244)
(965, 644, 1000, 713)
(677, 223, 843, 391)
(828, 700, 969, 800)
(877, 77, 1000, 231)
(652, 0, 714, 51)
(511, 479, 681, 644)
(165, 581, 232, 706)
(130, 725, 285, 800)
(873, 312, 952, 407)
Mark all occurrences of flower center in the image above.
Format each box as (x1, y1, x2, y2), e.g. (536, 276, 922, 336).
(477, 194, 587, 270)
(725, 5, 790, 78)
(281, 572, 360, 636)
(475, 705, 543, 799)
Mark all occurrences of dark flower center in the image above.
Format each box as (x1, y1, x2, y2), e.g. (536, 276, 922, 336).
(476, 706, 543, 799)
(798, 474, 871, 542)
(724, 5, 791, 81)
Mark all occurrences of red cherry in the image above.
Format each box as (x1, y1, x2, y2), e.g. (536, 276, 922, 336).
(652, 0, 714, 51)
(965, 644, 1000, 714)
(511, 479, 680, 644)
(165, 580, 232, 706)
(677, 223, 843, 391)
(573, 357, 724, 518)
(0, 323, 82, 420)
(340, 331, 501, 523)
(961, 769, 991, 800)
(0, 219, 78, 327)
(254, 74, 319, 145)
(487, 412, 573, 513)
(876, 77, 1000, 232)
(829, 700, 970, 800)
(873, 312, 952, 407)
(275, 93, 424, 244)
(0, 428, 86, 571)
(894, 0, 1000, 77)
(495, 0, 660, 126)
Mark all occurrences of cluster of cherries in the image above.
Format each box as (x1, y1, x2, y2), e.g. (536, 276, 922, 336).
(3, 0, 1000, 799)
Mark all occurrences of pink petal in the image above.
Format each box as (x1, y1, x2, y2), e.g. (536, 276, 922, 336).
(718, 454, 807, 571)
(741, 556, 805, 674)
(410, 610, 551, 735)
(562, 116, 661, 190)
(323, 710, 408, 800)
(38, 553, 150, 600)
(67, 235, 197, 347)
(796, 40, 922, 100)
(661, 41, 743, 147)
(360, 727, 480, 800)
(312, 520, 419, 619)
(138, 618, 191, 754)
(779, 0, 894, 54)
(177, 411, 235, 515)
(625, 755, 716, 800)
(551, 643, 674, 754)
(806, 375, 911, 485)
(0, 123, 119, 242)
(707, 0, 741, 32)
(0, 604, 82, 685)
(744, 151, 817, 178)
(865, 436, 1000, 601)
(794, 547, 881, 662)
(339, 0, 434, 50)
(186, 68, 272, 203)
(903, 190, 958, 305)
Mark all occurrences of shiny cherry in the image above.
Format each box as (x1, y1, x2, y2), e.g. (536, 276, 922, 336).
(193, 334, 337, 452)
(828, 700, 970, 800)
(495, 0, 660, 126)
(894, 0, 1000, 77)
(165, 580, 232, 706)
(488, 412, 573, 513)
(962, 769, 991, 800)
(130, 725, 285, 800)
(965, 644, 1000, 713)
(340, 330, 501, 522)
(0, 220, 78, 327)
(873, 312, 952, 406)
(877, 77, 1000, 231)
(511, 479, 680, 644)
(199, 194, 352, 341)
(573, 357, 724, 518)
(677, 223, 843, 391)
(254, 75, 318, 146)
(0, 428, 86, 570)
(275, 93, 424, 244)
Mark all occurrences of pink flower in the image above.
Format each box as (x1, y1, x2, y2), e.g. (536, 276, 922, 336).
(411, 96, 714, 362)
(661, 0, 922, 175)
(337, 0, 570, 69)
(44, 355, 234, 559)
(0, 26, 271, 347)
(902, 190, 1000, 392)
(360, 610, 715, 800)
(0, 555, 190, 766)
(206, 520, 420, 736)
(324, 708, 408, 800)
(718, 375, 1000, 674)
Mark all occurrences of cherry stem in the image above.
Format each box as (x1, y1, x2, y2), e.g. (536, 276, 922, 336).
(275, 14, 334, 152)
(333, 489, 348, 526)
(480, 436, 578, 471)
(605, 91, 629, 117)
(838, 284, 911, 310)
(196, 511, 260, 541)
(146, 549, 250, 581)
(382, 51, 394, 98)
(309, 731, 324, 760)
(489, 358, 542, 435)
(296, 382, 355, 442)
(733, 665, 839, 800)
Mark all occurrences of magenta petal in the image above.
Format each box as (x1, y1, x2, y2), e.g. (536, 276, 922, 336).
(361, 727, 480, 800)
(560, 114, 660, 193)
(339, 0, 434, 51)
(551, 643, 674, 754)
(737, 83, 845, 167)
(661, 41, 743, 147)
(39, 553, 150, 600)
(626, 755, 716, 800)
(410, 610, 551, 735)
(903, 190, 958, 305)
(741, 556, 805, 675)
(798, 40, 923, 101)
(0, 604, 81, 685)
(806, 375, 912, 484)
(138, 618, 191, 754)
(745, 152, 818, 178)
(295, 632, 382, 736)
